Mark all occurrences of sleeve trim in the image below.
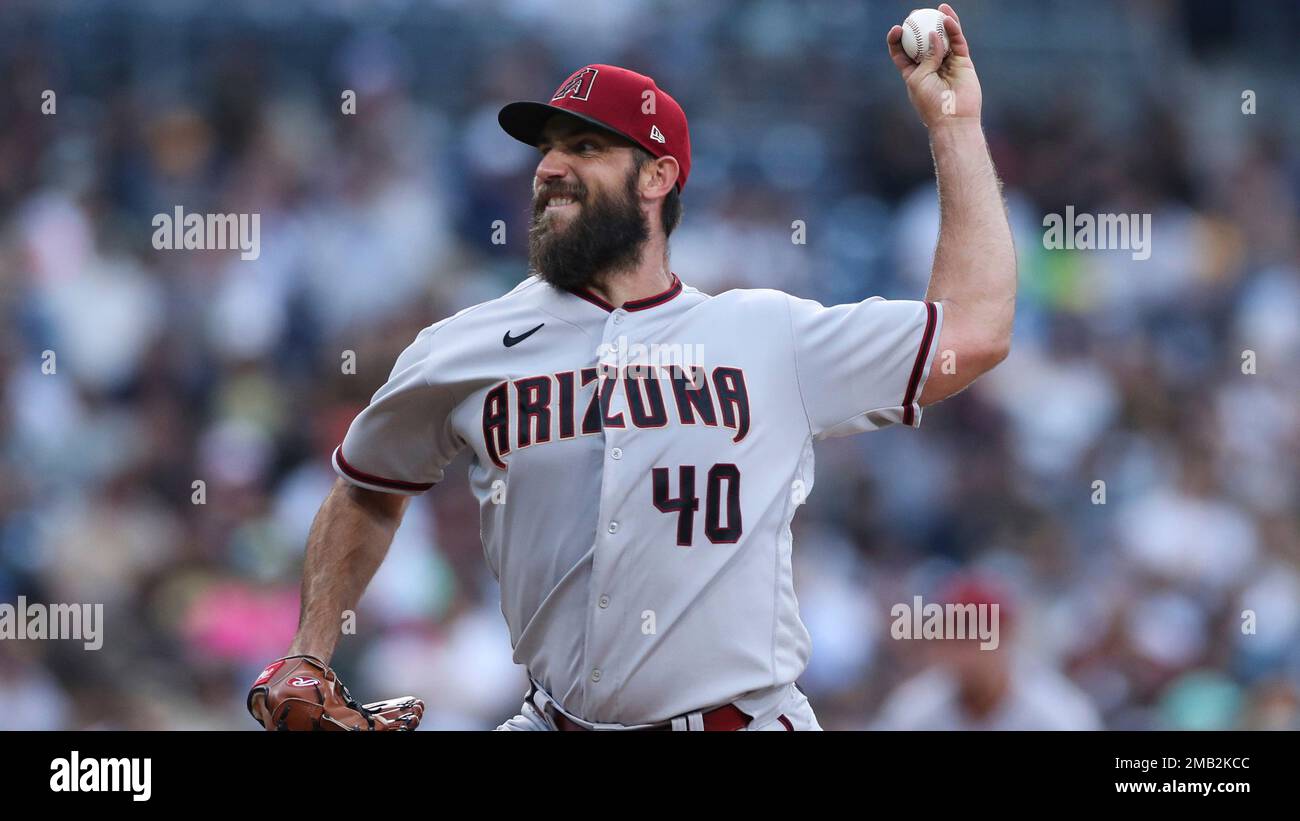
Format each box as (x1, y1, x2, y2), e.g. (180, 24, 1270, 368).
(333, 446, 435, 494)
(901, 301, 939, 426)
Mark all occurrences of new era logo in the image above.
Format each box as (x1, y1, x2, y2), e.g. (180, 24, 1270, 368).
(650, 125, 666, 144)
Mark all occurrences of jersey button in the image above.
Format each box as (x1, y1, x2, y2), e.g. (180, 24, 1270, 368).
(612, 313, 625, 325)
(607, 521, 619, 534)
(611, 448, 622, 460)
(598, 595, 610, 609)
(591, 668, 603, 682)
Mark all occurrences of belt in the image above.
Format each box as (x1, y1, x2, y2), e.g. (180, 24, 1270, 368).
(550, 703, 753, 732)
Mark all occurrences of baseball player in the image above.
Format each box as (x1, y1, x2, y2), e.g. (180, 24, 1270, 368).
(248, 3, 1015, 731)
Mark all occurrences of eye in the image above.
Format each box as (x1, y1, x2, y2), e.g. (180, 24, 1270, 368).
(577, 140, 598, 153)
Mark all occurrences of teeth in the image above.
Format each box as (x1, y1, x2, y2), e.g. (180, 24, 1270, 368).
(546, 197, 576, 207)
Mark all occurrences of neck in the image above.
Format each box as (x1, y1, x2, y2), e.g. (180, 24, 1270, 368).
(583, 239, 672, 307)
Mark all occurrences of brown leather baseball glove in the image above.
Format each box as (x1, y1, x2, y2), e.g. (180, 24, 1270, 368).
(247, 655, 424, 731)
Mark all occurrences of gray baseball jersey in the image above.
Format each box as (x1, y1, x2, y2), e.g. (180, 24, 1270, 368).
(333, 274, 941, 725)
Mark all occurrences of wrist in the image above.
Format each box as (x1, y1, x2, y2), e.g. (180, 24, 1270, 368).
(287, 634, 335, 662)
(928, 116, 988, 154)
(927, 114, 983, 132)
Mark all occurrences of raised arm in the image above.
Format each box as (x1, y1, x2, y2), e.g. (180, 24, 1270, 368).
(887, 4, 1016, 405)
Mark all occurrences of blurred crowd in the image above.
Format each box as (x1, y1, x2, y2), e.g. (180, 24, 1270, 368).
(1, 0, 1297, 730)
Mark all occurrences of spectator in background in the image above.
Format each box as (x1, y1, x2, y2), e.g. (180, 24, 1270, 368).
(874, 576, 1100, 731)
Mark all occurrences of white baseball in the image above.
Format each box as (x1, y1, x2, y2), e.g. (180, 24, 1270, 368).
(901, 8, 950, 63)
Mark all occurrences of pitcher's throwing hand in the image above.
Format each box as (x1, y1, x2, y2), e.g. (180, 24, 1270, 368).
(887, 4, 982, 126)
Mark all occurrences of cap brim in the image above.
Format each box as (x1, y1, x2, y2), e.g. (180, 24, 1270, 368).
(498, 101, 636, 148)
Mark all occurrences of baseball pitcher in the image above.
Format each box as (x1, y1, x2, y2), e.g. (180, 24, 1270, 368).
(248, 3, 1015, 731)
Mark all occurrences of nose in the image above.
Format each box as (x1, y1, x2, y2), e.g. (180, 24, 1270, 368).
(534, 148, 571, 190)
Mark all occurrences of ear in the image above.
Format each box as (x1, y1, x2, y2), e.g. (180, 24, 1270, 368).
(639, 154, 680, 200)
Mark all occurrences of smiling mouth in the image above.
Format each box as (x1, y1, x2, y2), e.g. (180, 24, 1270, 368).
(541, 194, 581, 212)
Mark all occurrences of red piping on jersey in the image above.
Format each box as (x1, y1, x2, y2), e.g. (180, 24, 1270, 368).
(778, 714, 794, 731)
(334, 446, 435, 492)
(570, 273, 683, 313)
(901, 301, 939, 426)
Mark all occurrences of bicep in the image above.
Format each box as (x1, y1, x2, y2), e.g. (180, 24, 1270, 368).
(917, 300, 1009, 406)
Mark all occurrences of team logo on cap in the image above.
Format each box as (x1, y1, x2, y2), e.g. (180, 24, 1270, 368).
(650, 125, 666, 144)
(552, 67, 598, 102)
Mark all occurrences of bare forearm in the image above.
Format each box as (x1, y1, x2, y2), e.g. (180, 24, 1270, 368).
(926, 119, 1016, 349)
(288, 479, 406, 661)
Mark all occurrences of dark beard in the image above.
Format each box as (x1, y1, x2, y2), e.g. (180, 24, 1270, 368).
(528, 165, 649, 292)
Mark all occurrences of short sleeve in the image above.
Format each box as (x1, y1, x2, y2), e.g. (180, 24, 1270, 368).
(332, 323, 463, 494)
(785, 294, 942, 438)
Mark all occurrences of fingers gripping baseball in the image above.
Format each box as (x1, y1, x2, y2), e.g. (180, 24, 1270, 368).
(886, 5, 981, 127)
(247, 655, 424, 731)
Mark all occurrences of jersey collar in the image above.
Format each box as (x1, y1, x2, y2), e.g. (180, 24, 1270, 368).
(569, 273, 683, 313)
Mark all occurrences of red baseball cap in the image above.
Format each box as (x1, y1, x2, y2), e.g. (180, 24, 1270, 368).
(937, 574, 1016, 628)
(498, 64, 692, 191)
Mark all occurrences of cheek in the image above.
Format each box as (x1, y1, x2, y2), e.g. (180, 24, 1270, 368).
(572, 169, 598, 198)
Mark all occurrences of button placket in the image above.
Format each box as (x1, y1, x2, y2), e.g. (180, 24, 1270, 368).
(586, 306, 633, 705)
(598, 307, 628, 542)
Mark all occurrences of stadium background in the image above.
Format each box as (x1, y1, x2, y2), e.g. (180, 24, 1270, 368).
(1, 0, 1297, 730)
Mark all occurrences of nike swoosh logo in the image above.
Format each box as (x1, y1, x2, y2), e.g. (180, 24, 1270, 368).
(503, 323, 545, 347)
